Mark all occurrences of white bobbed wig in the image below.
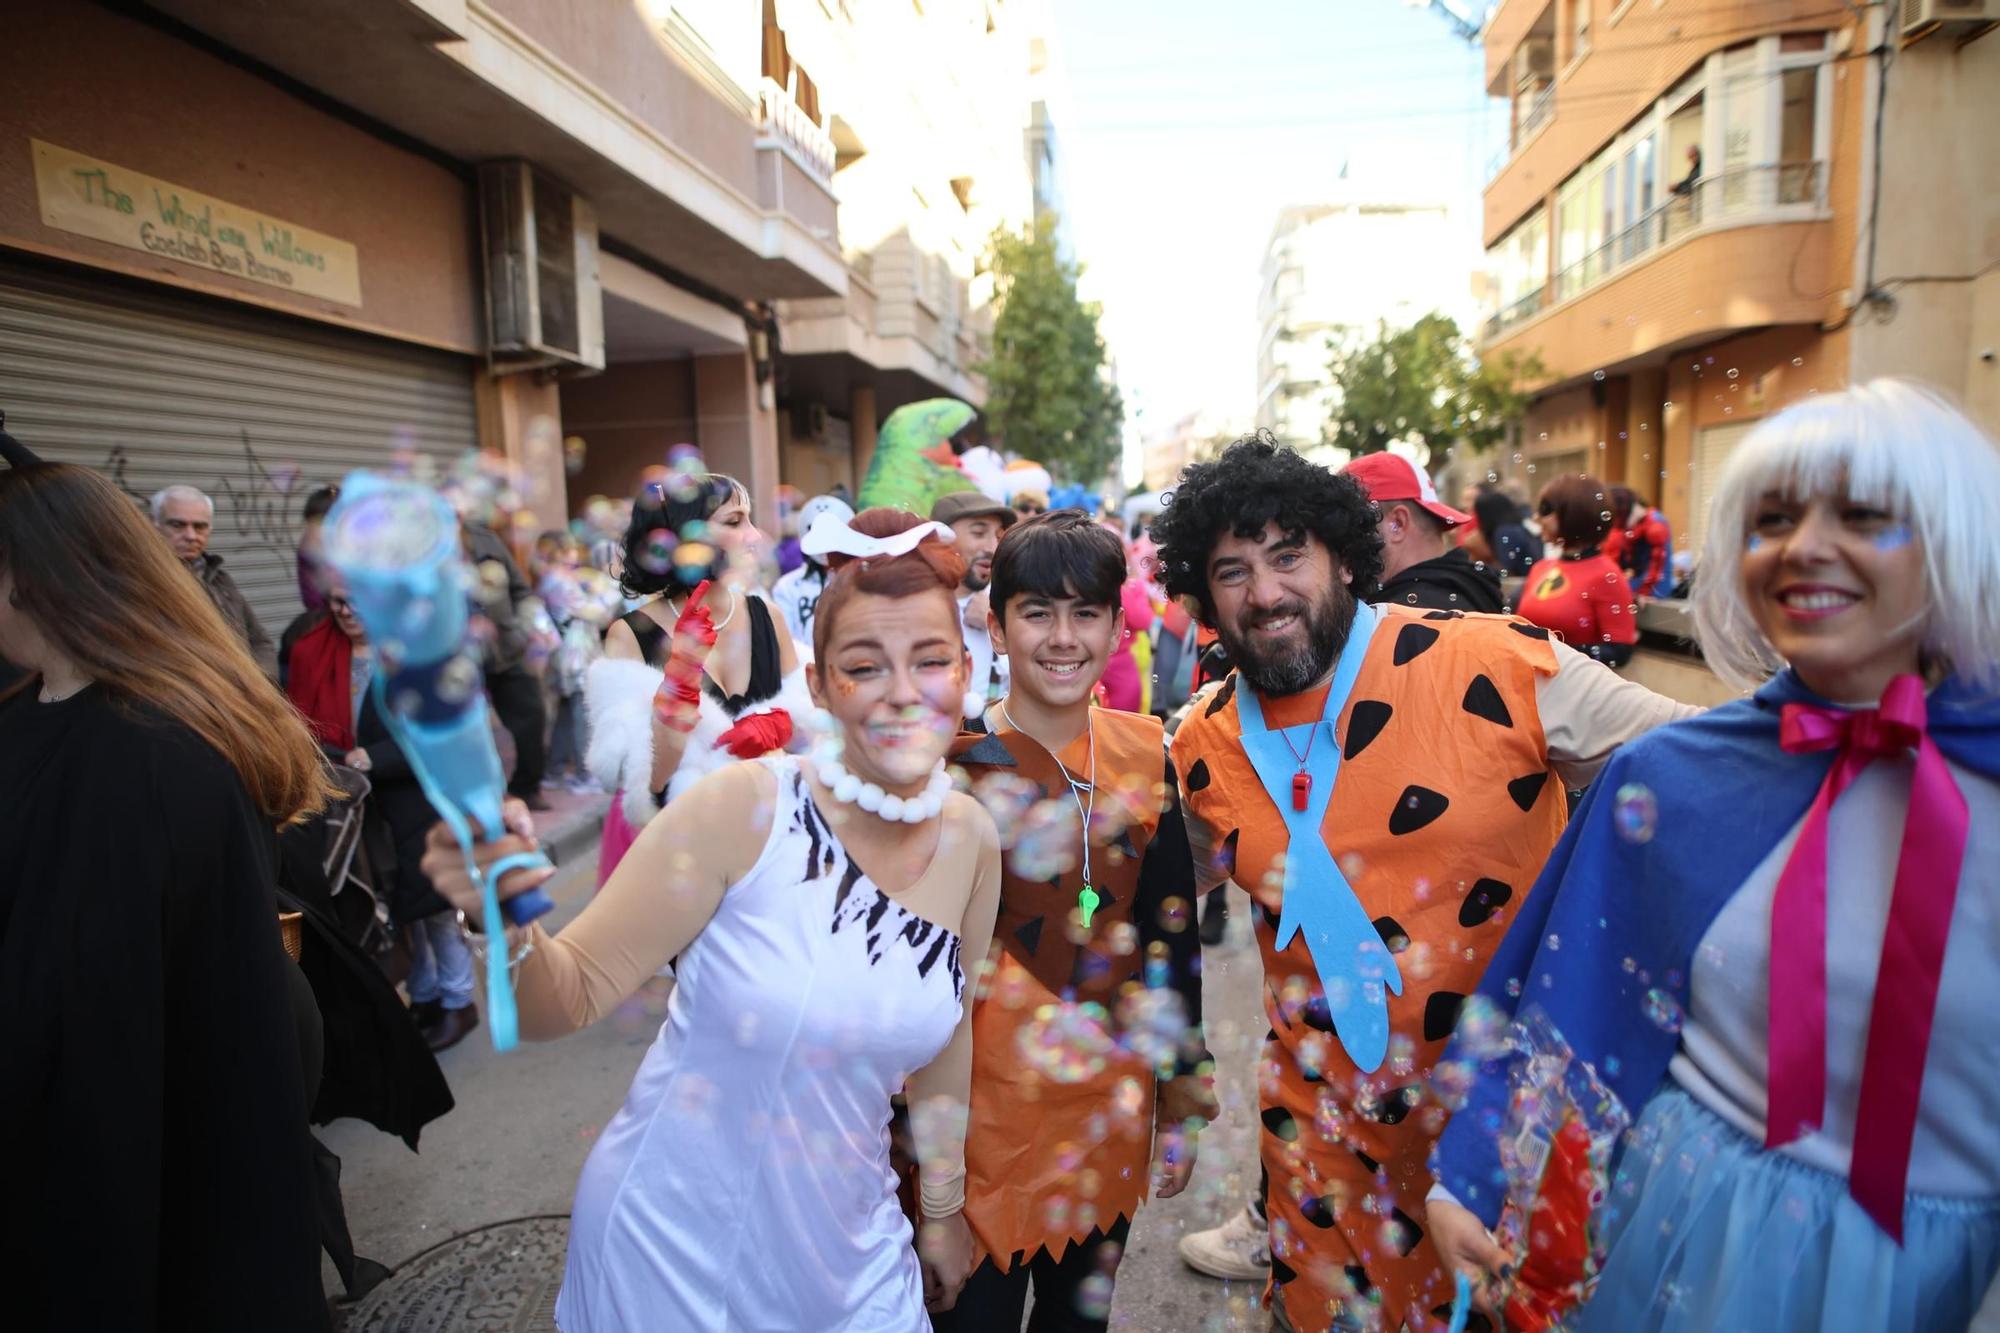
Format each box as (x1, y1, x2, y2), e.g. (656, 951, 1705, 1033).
(1692, 378, 2000, 693)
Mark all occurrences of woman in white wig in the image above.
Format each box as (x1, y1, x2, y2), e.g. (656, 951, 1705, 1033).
(1430, 379, 2000, 1330)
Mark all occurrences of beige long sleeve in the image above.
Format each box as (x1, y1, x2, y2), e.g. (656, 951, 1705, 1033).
(502, 762, 765, 1040)
(1535, 641, 1708, 789)
(902, 802, 1003, 1217)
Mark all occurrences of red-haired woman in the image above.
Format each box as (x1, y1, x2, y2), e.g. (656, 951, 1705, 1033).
(0, 461, 335, 1329)
(426, 508, 1002, 1331)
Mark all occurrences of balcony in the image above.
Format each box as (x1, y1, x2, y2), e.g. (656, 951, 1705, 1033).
(1480, 167, 1837, 384)
(757, 77, 836, 181)
(1551, 162, 1825, 305)
(1518, 83, 1556, 143)
(1482, 285, 1547, 341)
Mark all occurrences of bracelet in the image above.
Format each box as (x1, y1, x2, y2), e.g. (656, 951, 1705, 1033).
(455, 909, 536, 971)
(918, 1165, 967, 1219)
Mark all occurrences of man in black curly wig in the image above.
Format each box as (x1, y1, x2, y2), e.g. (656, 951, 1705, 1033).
(1152, 435, 1384, 698)
(1160, 435, 1696, 1331)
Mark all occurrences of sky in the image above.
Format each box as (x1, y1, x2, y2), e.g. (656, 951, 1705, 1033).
(1046, 0, 1506, 468)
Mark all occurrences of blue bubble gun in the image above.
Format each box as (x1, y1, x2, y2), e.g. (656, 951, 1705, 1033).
(322, 471, 555, 1051)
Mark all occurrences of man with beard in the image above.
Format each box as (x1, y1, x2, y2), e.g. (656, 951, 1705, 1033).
(932, 491, 1018, 716)
(1157, 437, 1693, 1332)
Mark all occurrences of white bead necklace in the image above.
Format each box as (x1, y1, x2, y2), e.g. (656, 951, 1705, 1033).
(810, 734, 952, 825)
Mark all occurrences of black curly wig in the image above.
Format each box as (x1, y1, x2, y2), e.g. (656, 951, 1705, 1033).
(1151, 434, 1384, 624)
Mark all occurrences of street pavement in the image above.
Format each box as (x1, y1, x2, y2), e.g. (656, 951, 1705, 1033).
(326, 839, 1277, 1332)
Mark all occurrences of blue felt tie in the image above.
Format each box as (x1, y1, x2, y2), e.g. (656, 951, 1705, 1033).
(1235, 602, 1402, 1073)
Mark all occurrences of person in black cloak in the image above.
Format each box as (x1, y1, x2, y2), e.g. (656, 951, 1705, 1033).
(0, 453, 335, 1330)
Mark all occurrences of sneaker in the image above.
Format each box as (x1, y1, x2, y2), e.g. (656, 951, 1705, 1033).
(1177, 1205, 1270, 1281)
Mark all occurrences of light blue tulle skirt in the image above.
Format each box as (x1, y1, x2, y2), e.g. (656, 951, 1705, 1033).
(1576, 1085, 2000, 1333)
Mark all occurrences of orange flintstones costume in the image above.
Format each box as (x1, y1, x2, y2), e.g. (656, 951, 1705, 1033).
(950, 707, 1214, 1277)
(1171, 603, 1691, 1332)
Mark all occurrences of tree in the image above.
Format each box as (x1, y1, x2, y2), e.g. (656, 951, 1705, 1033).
(1323, 312, 1547, 458)
(1323, 312, 1465, 456)
(976, 215, 1124, 484)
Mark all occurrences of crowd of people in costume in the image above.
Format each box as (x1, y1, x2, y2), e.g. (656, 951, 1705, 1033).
(3, 376, 1998, 1330)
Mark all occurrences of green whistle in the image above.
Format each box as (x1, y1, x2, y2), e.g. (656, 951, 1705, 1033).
(1078, 884, 1101, 928)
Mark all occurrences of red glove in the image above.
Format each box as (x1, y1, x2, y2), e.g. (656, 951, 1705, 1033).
(714, 709, 793, 759)
(653, 581, 718, 735)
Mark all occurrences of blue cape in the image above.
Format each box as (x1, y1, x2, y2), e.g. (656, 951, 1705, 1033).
(1432, 669, 2000, 1227)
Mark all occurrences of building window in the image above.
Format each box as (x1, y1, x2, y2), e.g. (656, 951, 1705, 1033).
(1566, 0, 1592, 67)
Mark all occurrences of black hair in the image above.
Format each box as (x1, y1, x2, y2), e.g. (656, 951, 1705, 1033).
(302, 484, 340, 522)
(619, 472, 741, 599)
(1473, 489, 1522, 552)
(989, 509, 1127, 626)
(1151, 434, 1383, 623)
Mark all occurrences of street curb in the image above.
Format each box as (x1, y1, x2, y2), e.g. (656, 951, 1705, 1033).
(544, 796, 609, 872)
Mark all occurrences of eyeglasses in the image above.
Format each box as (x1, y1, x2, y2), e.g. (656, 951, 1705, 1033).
(327, 596, 354, 612)
(1016, 505, 1045, 516)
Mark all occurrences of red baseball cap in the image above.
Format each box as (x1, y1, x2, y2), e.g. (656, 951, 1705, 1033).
(1341, 453, 1472, 528)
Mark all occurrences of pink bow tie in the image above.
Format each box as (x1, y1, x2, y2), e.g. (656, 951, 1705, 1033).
(1768, 674, 1969, 1242)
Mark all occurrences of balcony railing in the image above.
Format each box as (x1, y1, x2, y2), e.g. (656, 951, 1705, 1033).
(1479, 162, 1825, 341)
(1518, 84, 1556, 142)
(1482, 284, 1547, 341)
(1552, 161, 1825, 303)
(758, 77, 835, 181)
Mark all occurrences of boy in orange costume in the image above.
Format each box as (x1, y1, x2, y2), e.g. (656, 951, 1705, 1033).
(1154, 438, 1692, 1332)
(938, 511, 1216, 1332)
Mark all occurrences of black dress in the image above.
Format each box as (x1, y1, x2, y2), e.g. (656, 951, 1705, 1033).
(615, 593, 785, 710)
(0, 686, 329, 1331)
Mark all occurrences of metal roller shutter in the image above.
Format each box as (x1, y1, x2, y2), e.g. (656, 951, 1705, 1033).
(0, 259, 477, 635)
(1690, 419, 1758, 557)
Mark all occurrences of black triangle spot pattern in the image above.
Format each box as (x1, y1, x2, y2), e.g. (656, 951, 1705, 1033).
(1424, 990, 1466, 1043)
(1462, 674, 1514, 728)
(1261, 1106, 1300, 1142)
(1373, 916, 1410, 954)
(1184, 758, 1211, 792)
(1299, 1194, 1339, 1229)
(1393, 622, 1440, 665)
(1014, 916, 1044, 956)
(1459, 877, 1514, 928)
(1343, 699, 1393, 760)
(1507, 771, 1550, 812)
(1510, 622, 1551, 641)
(1388, 785, 1450, 835)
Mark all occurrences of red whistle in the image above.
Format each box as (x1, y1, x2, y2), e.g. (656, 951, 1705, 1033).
(1291, 771, 1311, 812)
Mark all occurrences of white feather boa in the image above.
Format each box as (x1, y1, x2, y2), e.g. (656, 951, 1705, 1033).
(585, 656, 814, 828)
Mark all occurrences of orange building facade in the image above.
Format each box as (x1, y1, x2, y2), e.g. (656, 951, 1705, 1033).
(1475, 0, 2000, 552)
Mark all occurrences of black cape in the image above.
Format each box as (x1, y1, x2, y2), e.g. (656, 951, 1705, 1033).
(0, 686, 329, 1331)
(1373, 546, 1506, 614)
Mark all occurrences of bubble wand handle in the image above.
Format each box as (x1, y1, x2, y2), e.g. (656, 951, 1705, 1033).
(324, 473, 556, 1052)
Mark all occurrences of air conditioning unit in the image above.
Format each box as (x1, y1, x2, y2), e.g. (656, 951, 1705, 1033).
(1515, 37, 1555, 88)
(479, 161, 605, 373)
(1901, 0, 2000, 36)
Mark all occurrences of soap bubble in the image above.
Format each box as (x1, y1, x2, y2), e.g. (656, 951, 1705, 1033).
(1642, 988, 1685, 1034)
(1613, 784, 1658, 843)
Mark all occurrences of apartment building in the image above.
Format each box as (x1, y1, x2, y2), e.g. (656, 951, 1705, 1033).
(3, 0, 846, 632)
(1257, 194, 1478, 460)
(1477, 0, 2000, 551)
(771, 0, 1058, 499)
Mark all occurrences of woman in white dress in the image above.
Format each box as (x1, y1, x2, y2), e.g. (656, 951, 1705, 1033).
(427, 508, 1002, 1331)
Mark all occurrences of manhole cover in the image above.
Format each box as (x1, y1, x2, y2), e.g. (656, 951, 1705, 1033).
(339, 1216, 569, 1332)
